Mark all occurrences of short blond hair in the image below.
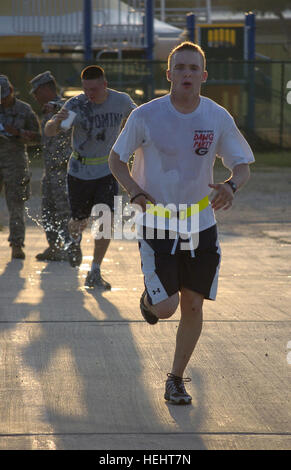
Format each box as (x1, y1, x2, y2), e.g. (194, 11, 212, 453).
(81, 65, 105, 80)
(168, 41, 206, 71)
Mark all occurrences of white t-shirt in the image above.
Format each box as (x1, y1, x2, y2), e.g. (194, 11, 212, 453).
(113, 94, 255, 233)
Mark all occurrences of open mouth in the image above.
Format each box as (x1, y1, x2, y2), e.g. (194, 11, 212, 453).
(182, 81, 192, 87)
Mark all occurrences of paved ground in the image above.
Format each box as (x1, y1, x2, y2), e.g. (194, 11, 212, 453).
(0, 165, 290, 450)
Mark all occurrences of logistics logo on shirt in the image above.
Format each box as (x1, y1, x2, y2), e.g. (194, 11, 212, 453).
(193, 130, 214, 156)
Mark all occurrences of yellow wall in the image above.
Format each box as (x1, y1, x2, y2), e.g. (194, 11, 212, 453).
(0, 36, 42, 57)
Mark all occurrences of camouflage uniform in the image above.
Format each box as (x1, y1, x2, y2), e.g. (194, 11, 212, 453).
(29, 71, 71, 258)
(0, 76, 40, 252)
(39, 98, 71, 250)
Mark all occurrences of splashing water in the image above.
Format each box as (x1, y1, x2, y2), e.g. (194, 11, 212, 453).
(24, 204, 43, 230)
(24, 204, 68, 247)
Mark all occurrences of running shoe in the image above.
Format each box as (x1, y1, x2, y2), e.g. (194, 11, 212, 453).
(36, 247, 68, 261)
(164, 373, 192, 405)
(11, 245, 25, 259)
(85, 269, 111, 290)
(140, 290, 159, 325)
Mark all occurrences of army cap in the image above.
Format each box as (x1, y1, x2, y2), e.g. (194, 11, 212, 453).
(0, 75, 12, 98)
(29, 70, 56, 94)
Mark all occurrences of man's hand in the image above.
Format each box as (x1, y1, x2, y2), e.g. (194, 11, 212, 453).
(209, 182, 234, 211)
(209, 163, 250, 211)
(130, 191, 156, 212)
(109, 150, 156, 212)
(4, 126, 38, 142)
(44, 108, 69, 136)
(20, 130, 38, 141)
(53, 108, 69, 125)
(4, 125, 20, 136)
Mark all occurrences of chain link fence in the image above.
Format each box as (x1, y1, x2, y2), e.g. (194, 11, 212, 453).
(1, 58, 291, 150)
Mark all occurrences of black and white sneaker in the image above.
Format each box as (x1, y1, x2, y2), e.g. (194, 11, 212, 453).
(85, 270, 111, 290)
(140, 290, 159, 325)
(164, 373, 192, 405)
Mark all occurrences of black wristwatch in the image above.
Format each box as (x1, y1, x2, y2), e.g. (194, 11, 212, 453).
(225, 180, 237, 194)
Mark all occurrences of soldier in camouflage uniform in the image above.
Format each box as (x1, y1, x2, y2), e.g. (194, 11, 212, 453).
(29, 71, 71, 261)
(0, 74, 41, 259)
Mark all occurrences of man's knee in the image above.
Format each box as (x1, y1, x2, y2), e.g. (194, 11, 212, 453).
(180, 288, 204, 315)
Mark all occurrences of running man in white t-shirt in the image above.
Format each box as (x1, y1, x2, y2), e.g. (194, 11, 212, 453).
(109, 42, 254, 405)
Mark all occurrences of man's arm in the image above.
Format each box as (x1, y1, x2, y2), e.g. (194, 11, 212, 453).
(109, 149, 155, 211)
(23, 108, 41, 145)
(4, 107, 41, 145)
(44, 108, 69, 137)
(4, 124, 40, 144)
(209, 163, 250, 211)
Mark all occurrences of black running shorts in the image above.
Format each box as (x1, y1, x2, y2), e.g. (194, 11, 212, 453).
(138, 224, 221, 304)
(67, 173, 119, 220)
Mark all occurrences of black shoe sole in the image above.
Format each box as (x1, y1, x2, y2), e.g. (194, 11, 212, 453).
(36, 253, 68, 262)
(85, 280, 111, 290)
(164, 393, 192, 405)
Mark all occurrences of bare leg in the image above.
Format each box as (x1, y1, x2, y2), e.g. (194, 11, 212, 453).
(85, 230, 112, 289)
(93, 237, 111, 265)
(171, 288, 204, 377)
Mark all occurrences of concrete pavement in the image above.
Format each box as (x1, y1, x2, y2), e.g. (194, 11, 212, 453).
(0, 168, 291, 450)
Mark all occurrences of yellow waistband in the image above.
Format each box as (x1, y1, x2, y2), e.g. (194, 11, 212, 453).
(145, 195, 209, 219)
(72, 151, 109, 165)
